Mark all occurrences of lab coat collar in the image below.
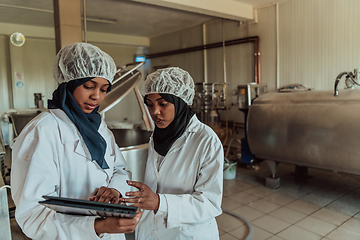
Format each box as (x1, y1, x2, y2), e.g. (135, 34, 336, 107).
(184, 114, 201, 133)
(48, 109, 106, 161)
(150, 114, 201, 155)
(49, 109, 106, 144)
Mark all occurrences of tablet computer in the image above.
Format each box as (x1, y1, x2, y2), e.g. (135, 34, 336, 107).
(39, 195, 137, 218)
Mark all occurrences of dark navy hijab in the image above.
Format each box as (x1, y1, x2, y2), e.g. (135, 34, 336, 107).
(48, 77, 111, 169)
(145, 93, 194, 156)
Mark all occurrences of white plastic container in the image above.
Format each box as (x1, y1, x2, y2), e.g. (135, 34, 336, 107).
(223, 162, 237, 180)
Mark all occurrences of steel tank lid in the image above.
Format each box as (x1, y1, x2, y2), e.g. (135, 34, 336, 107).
(99, 62, 143, 114)
(109, 128, 152, 148)
(252, 89, 360, 105)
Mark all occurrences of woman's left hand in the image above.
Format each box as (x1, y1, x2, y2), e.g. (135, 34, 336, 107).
(119, 180, 159, 211)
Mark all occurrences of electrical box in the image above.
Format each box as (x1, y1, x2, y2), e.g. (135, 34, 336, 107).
(237, 83, 267, 110)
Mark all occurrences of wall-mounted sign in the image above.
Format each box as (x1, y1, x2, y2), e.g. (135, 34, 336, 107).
(16, 81, 24, 88)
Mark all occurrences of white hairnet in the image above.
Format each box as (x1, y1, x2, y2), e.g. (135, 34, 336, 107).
(53, 42, 117, 84)
(140, 67, 195, 105)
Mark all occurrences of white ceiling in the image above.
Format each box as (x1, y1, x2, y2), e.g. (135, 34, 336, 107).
(0, 0, 276, 38)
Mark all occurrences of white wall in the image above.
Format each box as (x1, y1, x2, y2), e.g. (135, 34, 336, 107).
(0, 36, 11, 116)
(9, 38, 57, 109)
(276, 0, 360, 91)
(147, 0, 360, 124)
(149, 25, 204, 82)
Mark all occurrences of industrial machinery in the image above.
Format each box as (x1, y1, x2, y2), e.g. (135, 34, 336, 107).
(192, 82, 228, 140)
(236, 83, 267, 164)
(247, 70, 360, 188)
(193, 82, 227, 123)
(99, 62, 153, 183)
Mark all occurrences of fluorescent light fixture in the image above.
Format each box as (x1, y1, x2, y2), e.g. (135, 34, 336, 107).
(83, 17, 117, 24)
(135, 55, 146, 62)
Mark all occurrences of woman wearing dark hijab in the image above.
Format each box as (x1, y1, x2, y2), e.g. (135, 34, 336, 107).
(120, 67, 224, 240)
(11, 43, 142, 240)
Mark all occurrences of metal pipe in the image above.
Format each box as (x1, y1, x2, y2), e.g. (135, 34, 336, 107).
(146, 37, 259, 58)
(222, 19, 227, 83)
(146, 36, 261, 84)
(276, 3, 280, 89)
(254, 39, 258, 83)
(82, 0, 87, 43)
(257, 38, 261, 84)
(202, 23, 208, 83)
(5, 37, 14, 109)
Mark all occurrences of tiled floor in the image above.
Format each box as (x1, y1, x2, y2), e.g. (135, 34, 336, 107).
(7, 158, 360, 240)
(218, 161, 360, 240)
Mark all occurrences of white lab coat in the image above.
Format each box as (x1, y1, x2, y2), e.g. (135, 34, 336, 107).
(11, 109, 131, 240)
(135, 115, 224, 240)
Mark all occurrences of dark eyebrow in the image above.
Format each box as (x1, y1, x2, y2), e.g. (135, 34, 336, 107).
(88, 80, 110, 87)
(145, 97, 164, 102)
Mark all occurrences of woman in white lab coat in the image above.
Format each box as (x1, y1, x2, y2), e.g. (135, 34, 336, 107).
(120, 67, 224, 240)
(11, 43, 142, 240)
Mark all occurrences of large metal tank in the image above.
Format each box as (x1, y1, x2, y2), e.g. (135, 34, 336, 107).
(110, 129, 152, 183)
(247, 88, 360, 176)
(99, 62, 153, 183)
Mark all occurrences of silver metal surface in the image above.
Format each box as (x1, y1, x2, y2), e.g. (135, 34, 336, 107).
(110, 129, 152, 183)
(1, 109, 45, 148)
(247, 89, 360, 175)
(237, 83, 267, 110)
(99, 62, 144, 114)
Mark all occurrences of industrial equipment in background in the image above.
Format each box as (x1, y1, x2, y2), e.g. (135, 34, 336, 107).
(34, 93, 44, 109)
(278, 83, 312, 92)
(193, 82, 245, 179)
(247, 70, 360, 188)
(334, 68, 360, 95)
(236, 83, 267, 165)
(192, 82, 229, 140)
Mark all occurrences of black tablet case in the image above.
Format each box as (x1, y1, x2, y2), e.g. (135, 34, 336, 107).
(39, 195, 137, 218)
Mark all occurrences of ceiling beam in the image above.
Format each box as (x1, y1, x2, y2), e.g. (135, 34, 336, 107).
(0, 23, 149, 47)
(132, 0, 253, 21)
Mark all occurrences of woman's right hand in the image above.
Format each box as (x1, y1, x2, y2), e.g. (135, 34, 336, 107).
(94, 210, 143, 235)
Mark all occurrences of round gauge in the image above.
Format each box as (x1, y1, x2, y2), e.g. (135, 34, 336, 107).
(10, 32, 26, 47)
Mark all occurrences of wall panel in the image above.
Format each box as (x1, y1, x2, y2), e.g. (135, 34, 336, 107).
(0, 36, 11, 116)
(278, 0, 360, 91)
(9, 38, 57, 109)
(150, 51, 204, 83)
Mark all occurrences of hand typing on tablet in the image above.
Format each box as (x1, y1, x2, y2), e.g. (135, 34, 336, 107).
(89, 186, 121, 204)
(94, 210, 143, 235)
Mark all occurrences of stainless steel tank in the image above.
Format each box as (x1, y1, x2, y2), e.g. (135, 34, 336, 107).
(247, 89, 360, 176)
(99, 62, 153, 183)
(110, 129, 152, 183)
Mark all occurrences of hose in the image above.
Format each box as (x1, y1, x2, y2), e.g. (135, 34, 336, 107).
(225, 138, 241, 159)
(223, 209, 253, 240)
